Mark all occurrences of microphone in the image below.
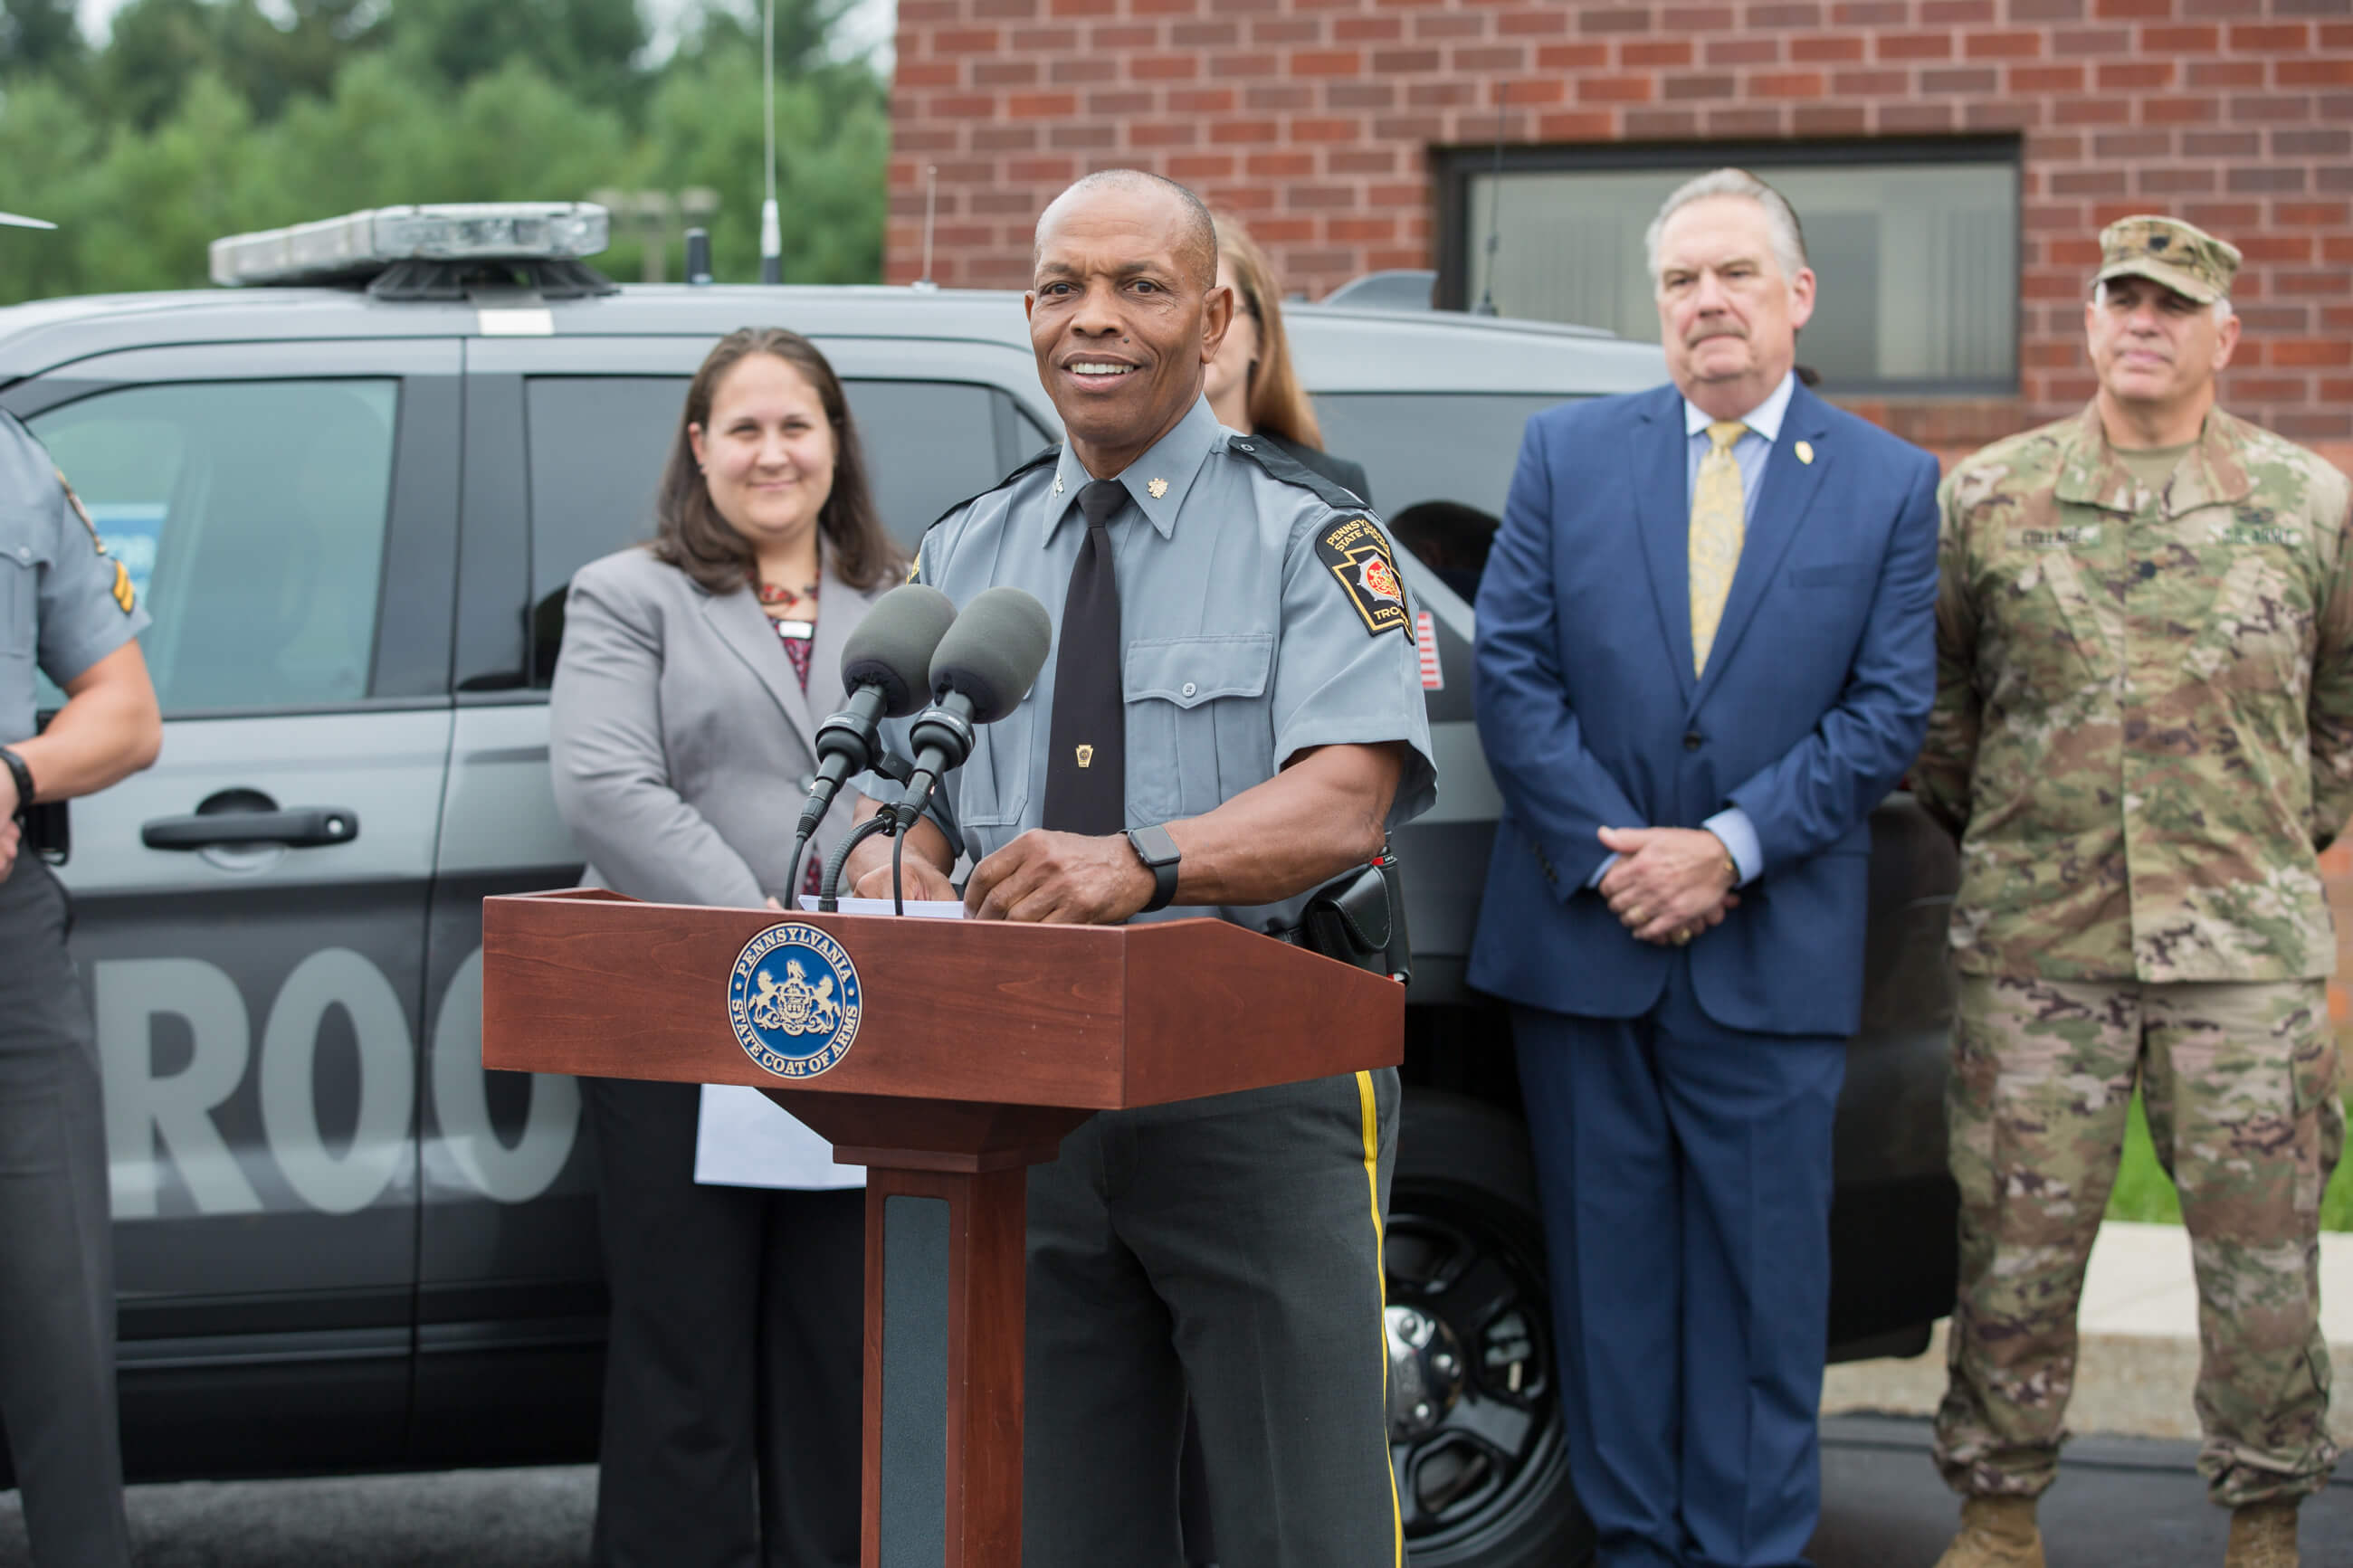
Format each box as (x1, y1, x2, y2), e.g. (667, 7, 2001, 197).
(890, 586, 1053, 831)
(795, 584, 958, 841)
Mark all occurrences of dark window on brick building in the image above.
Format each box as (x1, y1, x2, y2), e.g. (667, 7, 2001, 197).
(1439, 138, 2020, 399)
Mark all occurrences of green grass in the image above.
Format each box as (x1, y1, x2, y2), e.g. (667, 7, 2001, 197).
(2106, 1090, 2353, 1231)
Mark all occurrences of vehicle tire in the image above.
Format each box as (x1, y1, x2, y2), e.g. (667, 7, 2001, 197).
(1388, 1088, 1596, 1568)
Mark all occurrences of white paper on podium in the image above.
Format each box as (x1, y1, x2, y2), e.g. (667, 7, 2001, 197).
(692, 1085, 866, 1190)
(795, 894, 967, 918)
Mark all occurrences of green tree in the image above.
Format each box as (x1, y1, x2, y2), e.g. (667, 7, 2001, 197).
(637, 42, 885, 284)
(671, 0, 866, 82)
(0, 77, 100, 289)
(384, 0, 646, 113)
(0, 0, 82, 80)
(96, 0, 386, 128)
(90, 0, 214, 128)
(0, 0, 889, 302)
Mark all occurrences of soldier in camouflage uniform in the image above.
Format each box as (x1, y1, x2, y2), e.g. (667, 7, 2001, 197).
(1914, 215, 2353, 1568)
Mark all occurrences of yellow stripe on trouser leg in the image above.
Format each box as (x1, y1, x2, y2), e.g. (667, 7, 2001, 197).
(1358, 1069, 1404, 1567)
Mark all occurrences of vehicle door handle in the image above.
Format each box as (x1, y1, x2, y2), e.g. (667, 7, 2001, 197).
(142, 807, 361, 851)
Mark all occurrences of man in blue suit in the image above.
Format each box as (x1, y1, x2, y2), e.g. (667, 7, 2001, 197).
(1469, 168, 1939, 1568)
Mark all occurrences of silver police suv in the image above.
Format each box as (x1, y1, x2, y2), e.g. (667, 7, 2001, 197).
(0, 204, 1958, 1567)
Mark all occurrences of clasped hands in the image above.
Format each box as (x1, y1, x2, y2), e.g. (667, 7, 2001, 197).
(1596, 826, 1739, 947)
(853, 828, 1155, 924)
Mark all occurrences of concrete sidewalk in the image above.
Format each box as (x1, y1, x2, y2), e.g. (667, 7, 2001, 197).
(1824, 1221, 2353, 1445)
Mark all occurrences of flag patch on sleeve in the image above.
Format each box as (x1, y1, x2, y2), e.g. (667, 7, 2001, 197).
(1316, 517, 1409, 637)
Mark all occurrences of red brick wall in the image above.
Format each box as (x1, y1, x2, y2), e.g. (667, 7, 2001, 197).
(889, 0, 2353, 462)
(893, 0, 2353, 1044)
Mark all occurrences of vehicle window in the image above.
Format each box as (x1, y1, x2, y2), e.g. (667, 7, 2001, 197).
(1312, 392, 1569, 603)
(31, 380, 399, 714)
(846, 380, 1012, 552)
(1452, 146, 2018, 396)
(525, 375, 1020, 684)
(525, 375, 679, 612)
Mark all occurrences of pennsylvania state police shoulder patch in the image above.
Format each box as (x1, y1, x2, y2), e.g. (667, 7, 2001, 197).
(727, 922, 863, 1079)
(1317, 516, 1409, 637)
(56, 468, 135, 613)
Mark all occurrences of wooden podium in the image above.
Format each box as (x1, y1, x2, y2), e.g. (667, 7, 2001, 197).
(481, 888, 1404, 1568)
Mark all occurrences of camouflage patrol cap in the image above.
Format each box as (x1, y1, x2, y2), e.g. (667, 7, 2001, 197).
(2094, 214, 2241, 305)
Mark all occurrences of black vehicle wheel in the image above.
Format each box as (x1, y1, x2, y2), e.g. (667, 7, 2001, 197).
(1387, 1088, 1594, 1568)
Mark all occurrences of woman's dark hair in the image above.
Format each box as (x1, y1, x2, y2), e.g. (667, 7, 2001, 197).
(651, 327, 903, 594)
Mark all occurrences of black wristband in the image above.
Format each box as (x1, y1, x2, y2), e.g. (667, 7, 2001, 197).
(1125, 823, 1181, 913)
(0, 746, 32, 822)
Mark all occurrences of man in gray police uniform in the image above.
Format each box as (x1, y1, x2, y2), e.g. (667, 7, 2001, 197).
(0, 403, 160, 1566)
(845, 169, 1435, 1566)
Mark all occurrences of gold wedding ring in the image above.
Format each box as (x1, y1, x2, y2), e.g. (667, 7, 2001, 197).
(1672, 929, 1691, 946)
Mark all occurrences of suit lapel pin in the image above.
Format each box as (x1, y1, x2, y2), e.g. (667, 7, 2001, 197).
(1148, 478, 1169, 499)
(1795, 441, 1815, 465)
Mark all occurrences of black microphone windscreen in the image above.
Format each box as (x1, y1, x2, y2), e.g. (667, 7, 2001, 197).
(929, 586, 1052, 724)
(840, 584, 958, 717)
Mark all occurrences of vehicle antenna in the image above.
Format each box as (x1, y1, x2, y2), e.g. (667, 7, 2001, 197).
(760, 0, 782, 284)
(914, 165, 939, 291)
(1473, 83, 1506, 317)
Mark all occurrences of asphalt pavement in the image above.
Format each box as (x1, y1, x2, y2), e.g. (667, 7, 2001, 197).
(2, 1416, 2348, 1565)
(1815, 1415, 2353, 1565)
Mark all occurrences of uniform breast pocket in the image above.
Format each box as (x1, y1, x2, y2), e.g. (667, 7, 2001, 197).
(1124, 634, 1275, 822)
(957, 696, 1038, 832)
(2188, 546, 2315, 689)
(0, 505, 52, 671)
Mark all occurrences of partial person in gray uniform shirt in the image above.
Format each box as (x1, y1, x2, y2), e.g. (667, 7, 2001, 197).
(0, 408, 161, 1568)
(844, 171, 1434, 1568)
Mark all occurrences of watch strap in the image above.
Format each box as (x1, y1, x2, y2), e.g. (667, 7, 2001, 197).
(0, 746, 32, 821)
(1126, 822, 1181, 913)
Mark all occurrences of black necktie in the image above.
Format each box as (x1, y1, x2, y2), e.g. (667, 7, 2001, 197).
(1043, 479, 1127, 835)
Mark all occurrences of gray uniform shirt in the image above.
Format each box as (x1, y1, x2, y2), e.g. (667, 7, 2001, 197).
(874, 396, 1437, 931)
(0, 413, 149, 747)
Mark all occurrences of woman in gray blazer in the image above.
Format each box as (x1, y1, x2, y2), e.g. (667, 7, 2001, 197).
(548, 328, 903, 1568)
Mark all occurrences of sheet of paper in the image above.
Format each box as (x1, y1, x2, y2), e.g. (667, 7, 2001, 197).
(692, 1084, 866, 1191)
(795, 894, 967, 918)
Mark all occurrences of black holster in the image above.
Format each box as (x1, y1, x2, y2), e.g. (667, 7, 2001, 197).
(20, 797, 68, 865)
(1281, 848, 1411, 986)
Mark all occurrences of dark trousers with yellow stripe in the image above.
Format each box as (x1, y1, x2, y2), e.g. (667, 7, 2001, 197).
(1022, 1068, 1401, 1568)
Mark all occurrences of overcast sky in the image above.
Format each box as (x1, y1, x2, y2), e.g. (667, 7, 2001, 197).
(73, 0, 896, 66)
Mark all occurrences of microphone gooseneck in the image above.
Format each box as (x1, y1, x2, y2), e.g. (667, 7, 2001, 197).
(820, 812, 898, 912)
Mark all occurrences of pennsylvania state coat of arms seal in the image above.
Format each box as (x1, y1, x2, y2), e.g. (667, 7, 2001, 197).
(726, 923, 862, 1079)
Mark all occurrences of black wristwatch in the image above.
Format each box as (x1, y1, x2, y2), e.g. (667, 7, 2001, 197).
(0, 746, 32, 822)
(1125, 822, 1181, 913)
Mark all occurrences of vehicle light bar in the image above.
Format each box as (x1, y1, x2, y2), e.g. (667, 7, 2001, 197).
(209, 202, 610, 287)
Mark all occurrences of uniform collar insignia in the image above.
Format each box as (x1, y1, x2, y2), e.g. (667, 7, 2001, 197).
(2058, 402, 2253, 518)
(2166, 408, 2253, 516)
(1042, 399, 1221, 546)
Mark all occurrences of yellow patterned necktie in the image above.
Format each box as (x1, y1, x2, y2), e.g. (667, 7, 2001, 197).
(1688, 419, 1748, 675)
